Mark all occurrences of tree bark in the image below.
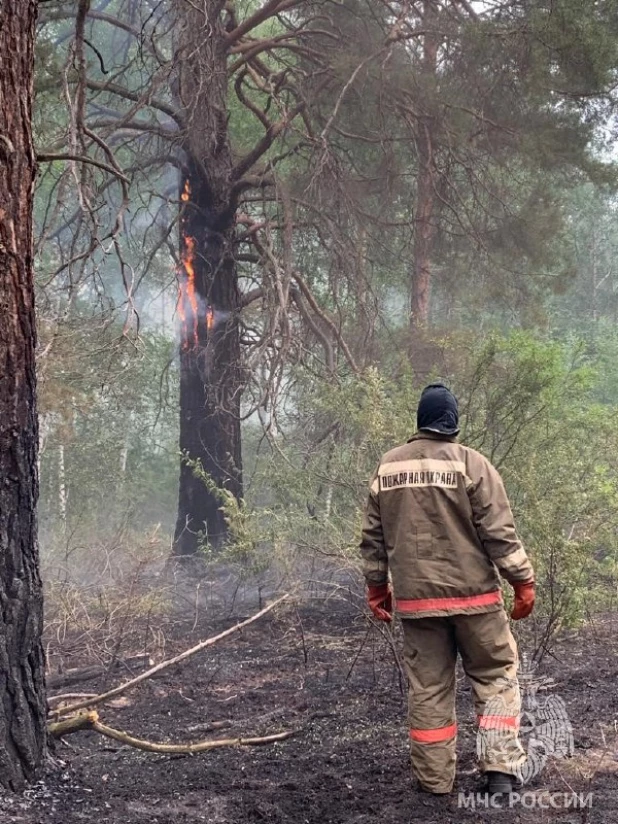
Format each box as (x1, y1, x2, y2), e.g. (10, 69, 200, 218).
(172, 2, 243, 555)
(411, 123, 436, 330)
(407, 1, 444, 381)
(410, 1, 439, 333)
(0, 0, 47, 789)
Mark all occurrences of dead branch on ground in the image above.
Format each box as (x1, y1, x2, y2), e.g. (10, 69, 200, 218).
(47, 653, 153, 690)
(48, 710, 297, 753)
(50, 594, 290, 718)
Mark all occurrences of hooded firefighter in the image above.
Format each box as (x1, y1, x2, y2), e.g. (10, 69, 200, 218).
(360, 384, 535, 796)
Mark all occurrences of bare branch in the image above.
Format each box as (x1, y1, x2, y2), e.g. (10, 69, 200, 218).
(37, 152, 130, 183)
(294, 271, 359, 375)
(232, 103, 304, 181)
(86, 78, 183, 126)
(241, 287, 264, 307)
(51, 595, 290, 718)
(225, 0, 304, 47)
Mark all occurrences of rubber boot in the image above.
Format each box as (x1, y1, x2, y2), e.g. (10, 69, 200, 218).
(486, 771, 515, 795)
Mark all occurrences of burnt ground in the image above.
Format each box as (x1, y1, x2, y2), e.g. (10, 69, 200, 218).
(2, 601, 618, 824)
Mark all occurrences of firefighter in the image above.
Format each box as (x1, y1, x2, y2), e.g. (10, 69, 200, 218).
(360, 383, 535, 796)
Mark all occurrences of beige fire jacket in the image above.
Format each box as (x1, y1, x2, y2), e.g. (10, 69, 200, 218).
(360, 431, 534, 618)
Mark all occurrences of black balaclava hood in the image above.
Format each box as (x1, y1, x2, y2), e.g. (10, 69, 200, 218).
(416, 383, 460, 436)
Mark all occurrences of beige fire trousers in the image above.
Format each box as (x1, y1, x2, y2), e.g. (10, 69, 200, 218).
(401, 609, 526, 793)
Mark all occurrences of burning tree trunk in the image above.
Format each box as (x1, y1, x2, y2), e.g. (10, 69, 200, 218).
(0, 0, 48, 788)
(172, 5, 243, 555)
(174, 166, 243, 554)
(36, 0, 341, 553)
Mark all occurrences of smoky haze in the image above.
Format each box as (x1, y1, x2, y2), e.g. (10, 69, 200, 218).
(32, 0, 618, 629)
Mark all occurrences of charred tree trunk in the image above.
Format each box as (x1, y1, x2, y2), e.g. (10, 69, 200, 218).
(173, 161, 243, 554)
(172, 3, 243, 555)
(0, 0, 48, 789)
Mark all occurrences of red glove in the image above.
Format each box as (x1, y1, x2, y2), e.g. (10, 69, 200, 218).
(367, 584, 393, 622)
(511, 580, 535, 620)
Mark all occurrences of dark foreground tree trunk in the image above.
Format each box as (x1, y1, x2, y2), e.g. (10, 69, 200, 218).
(0, 0, 48, 789)
(172, 2, 243, 555)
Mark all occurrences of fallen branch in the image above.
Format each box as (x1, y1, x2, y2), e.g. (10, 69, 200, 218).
(48, 693, 97, 706)
(51, 595, 290, 718)
(47, 653, 153, 690)
(93, 721, 296, 753)
(48, 711, 297, 753)
(48, 710, 99, 738)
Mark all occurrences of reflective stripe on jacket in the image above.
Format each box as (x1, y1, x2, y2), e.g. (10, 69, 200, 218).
(360, 431, 533, 618)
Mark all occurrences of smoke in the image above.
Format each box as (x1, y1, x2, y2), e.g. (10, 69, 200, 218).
(176, 283, 232, 347)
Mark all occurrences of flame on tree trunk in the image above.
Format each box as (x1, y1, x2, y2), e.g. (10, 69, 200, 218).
(171, 0, 245, 556)
(173, 161, 243, 555)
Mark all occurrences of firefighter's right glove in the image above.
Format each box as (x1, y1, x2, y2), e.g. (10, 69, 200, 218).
(510, 580, 535, 620)
(367, 584, 393, 622)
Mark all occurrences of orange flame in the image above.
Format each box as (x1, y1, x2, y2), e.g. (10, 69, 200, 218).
(176, 179, 200, 349)
(177, 179, 216, 349)
(181, 235, 199, 348)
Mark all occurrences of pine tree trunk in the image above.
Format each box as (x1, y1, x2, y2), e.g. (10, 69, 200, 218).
(172, 3, 243, 555)
(411, 126, 436, 329)
(408, 1, 443, 380)
(0, 0, 48, 789)
(173, 160, 242, 554)
(410, 1, 439, 333)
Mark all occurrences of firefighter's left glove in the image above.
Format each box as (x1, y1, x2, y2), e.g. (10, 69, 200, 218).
(510, 580, 535, 620)
(367, 584, 393, 622)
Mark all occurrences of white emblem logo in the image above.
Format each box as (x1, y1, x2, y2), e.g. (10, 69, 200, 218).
(477, 656, 574, 784)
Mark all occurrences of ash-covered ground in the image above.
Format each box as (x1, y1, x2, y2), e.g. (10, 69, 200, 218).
(2, 600, 617, 824)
